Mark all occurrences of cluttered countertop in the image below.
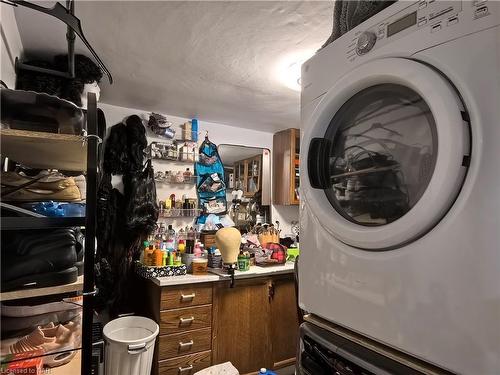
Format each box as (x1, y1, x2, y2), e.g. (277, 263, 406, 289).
(151, 262, 295, 287)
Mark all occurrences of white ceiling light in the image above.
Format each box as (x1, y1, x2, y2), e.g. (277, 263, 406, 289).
(275, 49, 316, 92)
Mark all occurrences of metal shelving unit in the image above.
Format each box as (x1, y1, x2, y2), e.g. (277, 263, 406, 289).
(0, 92, 100, 375)
(1, 216, 86, 230)
(0, 275, 84, 302)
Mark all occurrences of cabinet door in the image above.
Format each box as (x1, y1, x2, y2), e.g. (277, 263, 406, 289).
(212, 279, 272, 373)
(273, 128, 300, 205)
(270, 276, 299, 369)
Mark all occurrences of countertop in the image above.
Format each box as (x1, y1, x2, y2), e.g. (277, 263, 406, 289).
(151, 262, 295, 287)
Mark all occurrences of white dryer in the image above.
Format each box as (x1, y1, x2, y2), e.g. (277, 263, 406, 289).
(299, 1, 500, 373)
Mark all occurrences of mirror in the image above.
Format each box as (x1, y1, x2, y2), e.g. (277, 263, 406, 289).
(218, 144, 271, 231)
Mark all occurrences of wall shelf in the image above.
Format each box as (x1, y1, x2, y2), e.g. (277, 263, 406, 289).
(0, 275, 84, 302)
(155, 176, 198, 185)
(159, 208, 201, 218)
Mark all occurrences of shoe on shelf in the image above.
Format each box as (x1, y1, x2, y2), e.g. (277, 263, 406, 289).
(6, 321, 80, 368)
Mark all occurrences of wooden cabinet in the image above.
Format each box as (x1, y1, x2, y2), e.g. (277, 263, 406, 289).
(145, 274, 298, 375)
(234, 155, 262, 197)
(270, 276, 299, 369)
(212, 275, 299, 374)
(145, 282, 214, 375)
(212, 278, 272, 374)
(273, 128, 300, 205)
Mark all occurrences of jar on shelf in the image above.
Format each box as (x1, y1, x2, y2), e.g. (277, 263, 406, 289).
(174, 171, 184, 183)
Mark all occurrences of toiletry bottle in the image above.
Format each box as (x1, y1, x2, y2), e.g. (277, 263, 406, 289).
(191, 119, 198, 142)
(193, 242, 202, 257)
(178, 228, 185, 243)
(142, 241, 150, 265)
(162, 249, 168, 266)
(186, 227, 196, 253)
(183, 168, 192, 182)
(182, 121, 192, 141)
(147, 242, 155, 266)
(167, 224, 176, 247)
(178, 240, 186, 253)
(154, 247, 163, 267)
(259, 369, 276, 375)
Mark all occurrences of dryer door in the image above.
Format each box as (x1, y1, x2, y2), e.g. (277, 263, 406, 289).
(302, 58, 470, 250)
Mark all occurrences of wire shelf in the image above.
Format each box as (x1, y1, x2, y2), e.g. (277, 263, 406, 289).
(155, 175, 198, 185)
(159, 208, 202, 218)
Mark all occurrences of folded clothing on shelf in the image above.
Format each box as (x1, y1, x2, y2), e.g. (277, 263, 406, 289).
(1, 171, 84, 202)
(1, 229, 82, 292)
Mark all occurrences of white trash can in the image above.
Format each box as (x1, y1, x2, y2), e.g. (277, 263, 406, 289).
(103, 316, 159, 375)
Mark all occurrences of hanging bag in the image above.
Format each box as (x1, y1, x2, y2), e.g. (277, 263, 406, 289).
(196, 137, 227, 216)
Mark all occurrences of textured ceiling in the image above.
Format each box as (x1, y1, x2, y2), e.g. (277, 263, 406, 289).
(14, 1, 332, 132)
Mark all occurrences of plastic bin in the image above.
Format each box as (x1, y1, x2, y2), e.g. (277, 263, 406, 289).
(103, 316, 159, 375)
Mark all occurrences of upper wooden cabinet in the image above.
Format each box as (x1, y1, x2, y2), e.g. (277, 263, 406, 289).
(234, 154, 262, 197)
(273, 128, 300, 205)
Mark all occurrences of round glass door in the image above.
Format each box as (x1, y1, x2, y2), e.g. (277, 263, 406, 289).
(325, 84, 437, 226)
(302, 58, 470, 249)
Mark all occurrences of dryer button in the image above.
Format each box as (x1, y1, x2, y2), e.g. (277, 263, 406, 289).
(431, 24, 442, 33)
(356, 31, 377, 55)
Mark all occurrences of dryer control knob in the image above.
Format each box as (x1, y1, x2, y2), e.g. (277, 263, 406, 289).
(356, 31, 377, 55)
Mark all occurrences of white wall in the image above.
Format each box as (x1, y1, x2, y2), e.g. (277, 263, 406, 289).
(99, 102, 299, 235)
(0, 3, 23, 88)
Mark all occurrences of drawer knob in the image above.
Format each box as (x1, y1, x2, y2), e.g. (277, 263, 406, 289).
(179, 340, 194, 349)
(181, 293, 196, 301)
(178, 365, 194, 373)
(179, 316, 195, 325)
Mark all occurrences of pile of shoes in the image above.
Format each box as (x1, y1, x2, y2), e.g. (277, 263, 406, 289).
(0, 297, 82, 368)
(1, 228, 84, 292)
(1, 170, 85, 203)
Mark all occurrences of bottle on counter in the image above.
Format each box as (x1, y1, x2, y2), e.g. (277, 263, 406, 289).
(147, 242, 156, 266)
(178, 239, 186, 253)
(142, 241, 150, 265)
(153, 246, 163, 267)
(258, 369, 276, 375)
(193, 242, 202, 257)
(183, 168, 192, 182)
(186, 227, 196, 253)
(178, 228, 185, 243)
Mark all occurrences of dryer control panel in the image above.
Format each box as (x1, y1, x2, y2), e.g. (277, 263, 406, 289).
(347, 0, 495, 60)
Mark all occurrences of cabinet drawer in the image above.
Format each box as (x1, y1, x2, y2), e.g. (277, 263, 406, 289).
(158, 328, 212, 360)
(158, 350, 211, 375)
(161, 284, 212, 310)
(160, 305, 212, 334)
